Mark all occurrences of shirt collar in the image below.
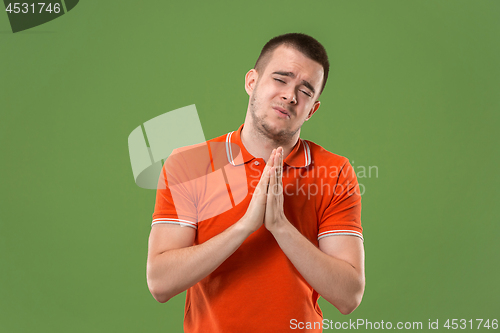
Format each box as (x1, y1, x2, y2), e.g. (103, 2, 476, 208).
(226, 124, 312, 168)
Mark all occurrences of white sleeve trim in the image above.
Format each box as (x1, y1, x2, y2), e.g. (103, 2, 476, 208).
(317, 230, 363, 241)
(151, 218, 197, 229)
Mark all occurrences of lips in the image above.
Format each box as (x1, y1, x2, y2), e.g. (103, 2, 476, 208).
(273, 106, 290, 118)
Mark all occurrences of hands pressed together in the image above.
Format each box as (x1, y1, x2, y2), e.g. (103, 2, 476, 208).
(242, 147, 289, 234)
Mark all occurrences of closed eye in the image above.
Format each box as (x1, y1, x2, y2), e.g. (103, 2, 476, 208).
(300, 90, 312, 97)
(274, 77, 312, 97)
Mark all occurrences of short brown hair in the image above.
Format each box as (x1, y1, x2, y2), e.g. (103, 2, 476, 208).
(254, 33, 330, 95)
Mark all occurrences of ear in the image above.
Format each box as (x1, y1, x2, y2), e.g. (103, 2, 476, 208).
(305, 100, 321, 121)
(245, 69, 259, 96)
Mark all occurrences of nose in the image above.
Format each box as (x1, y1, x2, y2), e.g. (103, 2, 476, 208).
(281, 87, 297, 104)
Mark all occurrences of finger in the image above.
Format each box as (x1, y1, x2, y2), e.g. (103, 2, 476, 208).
(262, 149, 275, 175)
(271, 148, 283, 202)
(268, 148, 276, 165)
(277, 147, 283, 180)
(260, 148, 277, 182)
(268, 166, 277, 200)
(277, 162, 284, 203)
(259, 149, 275, 176)
(273, 150, 280, 185)
(264, 149, 277, 176)
(273, 147, 280, 167)
(255, 150, 276, 195)
(256, 168, 271, 196)
(273, 147, 283, 182)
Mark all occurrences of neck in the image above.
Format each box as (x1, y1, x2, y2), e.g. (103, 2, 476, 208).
(240, 120, 300, 162)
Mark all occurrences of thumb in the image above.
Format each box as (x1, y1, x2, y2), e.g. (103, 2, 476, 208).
(255, 149, 276, 196)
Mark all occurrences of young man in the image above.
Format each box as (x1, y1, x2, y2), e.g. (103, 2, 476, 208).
(147, 33, 365, 332)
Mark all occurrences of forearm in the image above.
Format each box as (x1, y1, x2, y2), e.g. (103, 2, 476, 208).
(271, 223, 365, 314)
(147, 220, 253, 303)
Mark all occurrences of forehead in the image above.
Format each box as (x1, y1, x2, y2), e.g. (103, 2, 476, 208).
(264, 45, 324, 88)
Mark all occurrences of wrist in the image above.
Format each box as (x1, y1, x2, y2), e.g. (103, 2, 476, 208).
(235, 214, 260, 237)
(268, 215, 290, 236)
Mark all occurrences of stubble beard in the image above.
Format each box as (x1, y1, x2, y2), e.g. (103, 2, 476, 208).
(249, 85, 301, 146)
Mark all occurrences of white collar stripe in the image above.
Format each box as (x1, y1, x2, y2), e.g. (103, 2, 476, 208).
(302, 140, 311, 166)
(226, 132, 235, 166)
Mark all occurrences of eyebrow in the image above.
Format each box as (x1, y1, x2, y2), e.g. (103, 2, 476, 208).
(272, 71, 316, 95)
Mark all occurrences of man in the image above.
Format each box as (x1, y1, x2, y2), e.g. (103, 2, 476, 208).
(147, 33, 365, 332)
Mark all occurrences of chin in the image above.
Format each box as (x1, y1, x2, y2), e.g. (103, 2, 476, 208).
(260, 122, 292, 141)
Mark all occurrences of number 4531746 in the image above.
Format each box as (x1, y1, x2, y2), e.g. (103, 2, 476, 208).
(5, 3, 61, 14)
(444, 319, 498, 330)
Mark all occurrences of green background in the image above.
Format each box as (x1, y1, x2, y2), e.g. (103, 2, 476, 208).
(1, 1, 498, 332)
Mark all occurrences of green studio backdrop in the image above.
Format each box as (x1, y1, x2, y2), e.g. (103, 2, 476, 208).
(1, 1, 499, 332)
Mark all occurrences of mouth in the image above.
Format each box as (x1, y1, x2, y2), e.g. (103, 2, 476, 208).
(272, 106, 291, 119)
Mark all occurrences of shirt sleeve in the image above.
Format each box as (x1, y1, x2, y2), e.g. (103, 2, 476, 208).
(318, 160, 363, 241)
(152, 149, 198, 229)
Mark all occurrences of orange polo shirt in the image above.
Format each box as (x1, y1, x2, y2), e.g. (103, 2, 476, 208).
(152, 124, 362, 332)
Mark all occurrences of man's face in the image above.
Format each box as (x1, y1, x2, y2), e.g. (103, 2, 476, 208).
(246, 45, 324, 145)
